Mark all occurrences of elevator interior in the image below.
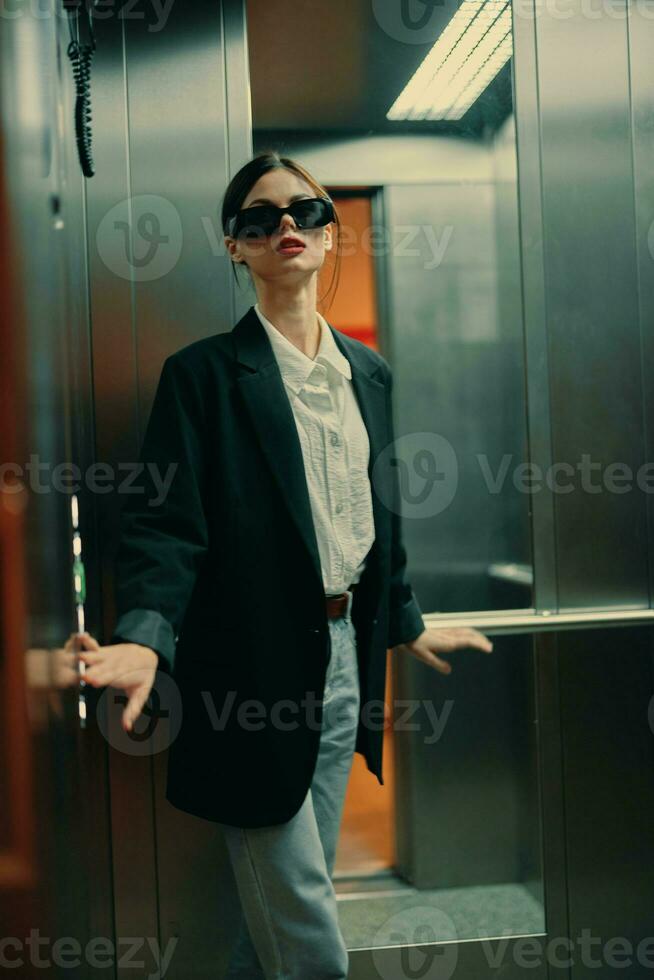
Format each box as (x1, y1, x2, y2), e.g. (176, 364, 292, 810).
(1, 2, 654, 979)
(245, 0, 540, 951)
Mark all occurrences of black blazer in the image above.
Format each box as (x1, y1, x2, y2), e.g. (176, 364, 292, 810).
(111, 304, 425, 827)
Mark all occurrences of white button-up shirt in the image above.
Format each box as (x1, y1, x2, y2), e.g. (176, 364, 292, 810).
(254, 302, 376, 594)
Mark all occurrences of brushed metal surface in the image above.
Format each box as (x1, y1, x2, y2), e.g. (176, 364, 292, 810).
(0, 0, 115, 969)
(4, 0, 654, 976)
(84, 2, 250, 976)
(535, 0, 649, 610)
(384, 171, 533, 616)
(557, 625, 654, 977)
(512, 0, 558, 612)
(628, 1, 654, 610)
(423, 608, 654, 634)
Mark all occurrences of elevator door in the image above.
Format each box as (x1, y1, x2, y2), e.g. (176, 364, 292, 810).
(0, 6, 115, 977)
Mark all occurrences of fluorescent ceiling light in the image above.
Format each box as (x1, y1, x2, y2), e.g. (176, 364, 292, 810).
(387, 0, 513, 122)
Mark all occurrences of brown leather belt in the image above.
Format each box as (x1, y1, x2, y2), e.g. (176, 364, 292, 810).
(325, 585, 355, 620)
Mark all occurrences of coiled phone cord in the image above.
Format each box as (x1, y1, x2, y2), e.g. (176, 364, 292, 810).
(65, 2, 97, 178)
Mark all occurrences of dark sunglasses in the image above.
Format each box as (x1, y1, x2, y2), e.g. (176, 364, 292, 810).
(227, 196, 334, 239)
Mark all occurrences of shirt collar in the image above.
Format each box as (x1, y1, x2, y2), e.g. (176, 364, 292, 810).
(253, 303, 352, 395)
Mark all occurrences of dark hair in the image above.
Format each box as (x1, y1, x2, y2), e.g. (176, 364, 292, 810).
(221, 150, 342, 313)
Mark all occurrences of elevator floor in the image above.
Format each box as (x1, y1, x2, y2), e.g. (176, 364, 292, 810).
(335, 873, 545, 949)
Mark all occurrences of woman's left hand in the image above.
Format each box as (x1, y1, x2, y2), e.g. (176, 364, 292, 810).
(395, 627, 493, 675)
(75, 632, 159, 732)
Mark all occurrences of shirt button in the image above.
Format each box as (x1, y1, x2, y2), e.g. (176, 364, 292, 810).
(335, 502, 343, 514)
(330, 432, 340, 447)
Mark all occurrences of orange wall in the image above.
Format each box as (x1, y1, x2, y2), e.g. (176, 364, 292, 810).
(323, 195, 395, 876)
(320, 196, 378, 350)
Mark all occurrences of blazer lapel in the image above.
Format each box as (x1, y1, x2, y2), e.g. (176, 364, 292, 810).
(232, 305, 388, 590)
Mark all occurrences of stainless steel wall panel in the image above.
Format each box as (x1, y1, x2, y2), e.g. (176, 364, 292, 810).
(84, 11, 163, 976)
(535, 2, 649, 609)
(512, 0, 558, 612)
(557, 625, 654, 977)
(392, 632, 543, 903)
(383, 179, 532, 616)
(0, 0, 115, 968)
(123, 6, 234, 364)
(627, 3, 654, 609)
(223, 0, 255, 323)
(533, 632, 570, 977)
(84, 3, 251, 976)
(4, 0, 653, 974)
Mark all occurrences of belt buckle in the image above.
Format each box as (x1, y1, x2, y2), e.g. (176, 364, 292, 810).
(326, 588, 353, 621)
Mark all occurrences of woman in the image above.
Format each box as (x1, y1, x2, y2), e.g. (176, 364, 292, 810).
(77, 151, 492, 979)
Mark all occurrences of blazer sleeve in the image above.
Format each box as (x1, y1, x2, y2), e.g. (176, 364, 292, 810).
(110, 354, 210, 673)
(383, 363, 427, 648)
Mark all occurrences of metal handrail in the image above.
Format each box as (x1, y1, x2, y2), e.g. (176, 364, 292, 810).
(423, 607, 654, 635)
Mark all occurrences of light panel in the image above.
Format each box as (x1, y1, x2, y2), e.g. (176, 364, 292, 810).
(387, 0, 513, 123)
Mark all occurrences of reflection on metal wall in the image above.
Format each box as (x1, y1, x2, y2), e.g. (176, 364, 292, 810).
(0, 1, 115, 965)
(384, 104, 540, 907)
(3, 0, 654, 974)
(557, 625, 654, 958)
(629, 5, 654, 611)
(387, 0, 654, 964)
(83, 2, 251, 977)
(515, 5, 654, 972)
(384, 162, 531, 616)
(393, 632, 542, 901)
(534, 4, 649, 610)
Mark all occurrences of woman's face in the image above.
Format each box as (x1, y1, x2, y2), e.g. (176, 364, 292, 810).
(225, 168, 333, 287)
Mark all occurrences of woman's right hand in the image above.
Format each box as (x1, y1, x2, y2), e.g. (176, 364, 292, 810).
(72, 632, 159, 733)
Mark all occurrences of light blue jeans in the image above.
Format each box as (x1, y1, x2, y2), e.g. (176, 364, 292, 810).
(220, 591, 360, 980)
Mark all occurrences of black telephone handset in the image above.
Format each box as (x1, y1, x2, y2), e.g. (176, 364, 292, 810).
(63, 1, 97, 178)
